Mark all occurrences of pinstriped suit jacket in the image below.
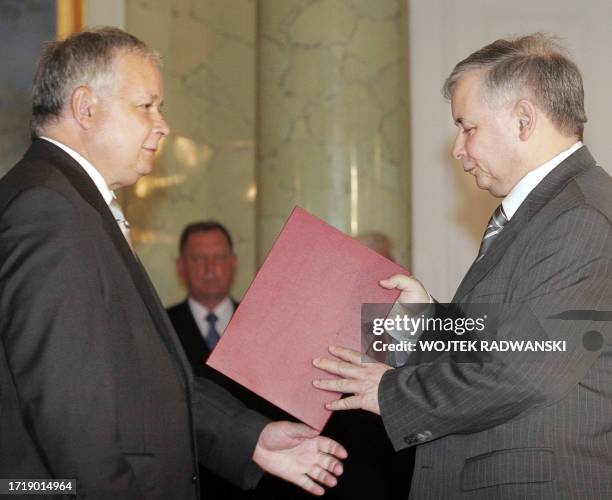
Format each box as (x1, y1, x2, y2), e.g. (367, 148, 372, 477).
(380, 147, 612, 499)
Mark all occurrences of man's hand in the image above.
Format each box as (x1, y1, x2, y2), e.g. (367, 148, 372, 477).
(380, 274, 431, 304)
(312, 346, 392, 415)
(252, 421, 347, 496)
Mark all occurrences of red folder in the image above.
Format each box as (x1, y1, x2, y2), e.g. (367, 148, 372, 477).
(207, 206, 409, 430)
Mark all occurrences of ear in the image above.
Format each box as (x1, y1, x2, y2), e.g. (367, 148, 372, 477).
(515, 99, 537, 141)
(70, 85, 99, 129)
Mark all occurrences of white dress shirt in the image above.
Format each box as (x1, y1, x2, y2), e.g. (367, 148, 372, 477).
(502, 141, 583, 220)
(188, 296, 234, 342)
(40, 136, 115, 205)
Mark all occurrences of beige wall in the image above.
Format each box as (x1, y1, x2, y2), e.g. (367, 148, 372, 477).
(118, 0, 612, 305)
(123, 0, 410, 307)
(124, 0, 258, 307)
(256, 0, 410, 266)
(410, 0, 612, 300)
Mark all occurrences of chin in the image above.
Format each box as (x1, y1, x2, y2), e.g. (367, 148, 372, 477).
(138, 165, 154, 177)
(475, 178, 489, 191)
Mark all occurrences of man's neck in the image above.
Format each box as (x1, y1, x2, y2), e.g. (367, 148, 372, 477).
(525, 135, 580, 173)
(193, 296, 228, 311)
(40, 126, 81, 155)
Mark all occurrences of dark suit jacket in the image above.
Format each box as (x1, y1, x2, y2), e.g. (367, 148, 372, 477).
(380, 147, 612, 499)
(168, 302, 414, 500)
(167, 299, 237, 378)
(167, 299, 305, 500)
(0, 140, 269, 499)
(167, 299, 291, 416)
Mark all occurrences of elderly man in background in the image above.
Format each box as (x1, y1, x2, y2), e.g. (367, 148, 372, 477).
(0, 27, 346, 499)
(168, 221, 294, 499)
(315, 33, 612, 499)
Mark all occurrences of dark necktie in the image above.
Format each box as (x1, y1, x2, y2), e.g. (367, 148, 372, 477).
(205, 312, 220, 351)
(476, 204, 508, 261)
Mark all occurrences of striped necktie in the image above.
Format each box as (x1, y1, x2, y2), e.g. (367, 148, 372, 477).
(109, 198, 134, 251)
(476, 204, 508, 261)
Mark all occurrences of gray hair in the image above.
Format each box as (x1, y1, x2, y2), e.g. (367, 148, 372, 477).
(31, 26, 160, 138)
(443, 33, 587, 139)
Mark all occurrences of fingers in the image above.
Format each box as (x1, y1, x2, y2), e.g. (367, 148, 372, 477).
(296, 474, 325, 496)
(379, 274, 414, 289)
(312, 345, 363, 377)
(322, 454, 344, 475)
(325, 395, 362, 411)
(295, 449, 345, 495)
(313, 356, 361, 379)
(328, 345, 362, 363)
(316, 436, 348, 459)
(313, 377, 363, 394)
(308, 464, 338, 487)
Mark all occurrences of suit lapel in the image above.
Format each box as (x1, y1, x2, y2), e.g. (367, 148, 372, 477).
(181, 300, 212, 362)
(27, 140, 192, 386)
(453, 210, 526, 300)
(453, 146, 596, 301)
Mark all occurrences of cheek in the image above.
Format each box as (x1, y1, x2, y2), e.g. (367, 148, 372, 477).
(466, 137, 494, 171)
(128, 115, 154, 147)
(138, 113, 155, 134)
(464, 135, 480, 157)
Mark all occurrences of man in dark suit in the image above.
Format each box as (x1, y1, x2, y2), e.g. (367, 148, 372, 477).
(168, 221, 292, 499)
(314, 34, 612, 498)
(168, 220, 289, 412)
(0, 27, 346, 500)
(168, 221, 240, 379)
(168, 223, 412, 500)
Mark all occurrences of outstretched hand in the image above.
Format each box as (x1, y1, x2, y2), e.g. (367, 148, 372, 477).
(253, 421, 348, 496)
(313, 346, 392, 415)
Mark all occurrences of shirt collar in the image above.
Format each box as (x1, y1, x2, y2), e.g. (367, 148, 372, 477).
(502, 141, 583, 220)
(188, 296, 234, 337)
(188, 296, 233, 317)
(40, 136, 115, 206)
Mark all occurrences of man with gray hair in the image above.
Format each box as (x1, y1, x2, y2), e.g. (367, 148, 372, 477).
(314, 33, 612, 498)
(0, 27, 346, 499)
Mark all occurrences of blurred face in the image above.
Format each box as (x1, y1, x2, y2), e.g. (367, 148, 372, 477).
(450, 70, 523, 197)
(177, 230, 237, 308)
(88, 51, 170, 189)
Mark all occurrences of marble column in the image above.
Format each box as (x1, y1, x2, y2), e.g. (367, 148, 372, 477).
(257, 0, 410, 266)
(124, 0, 258, 306)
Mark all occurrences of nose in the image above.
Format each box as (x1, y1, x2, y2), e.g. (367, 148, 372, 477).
(451, 130, 465, 160)
(154, 112, 170, 138)
(202, 256, 220, 273)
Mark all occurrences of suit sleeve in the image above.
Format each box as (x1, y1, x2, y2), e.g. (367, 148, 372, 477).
(379, 206, 612, 450)
(0, 187, 144, 498)
(191, 376, 270, 489)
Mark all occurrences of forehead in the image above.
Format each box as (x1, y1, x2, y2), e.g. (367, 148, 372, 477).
(450, 69, 487, 120)
(112, 51, 163, 96)
(185, 230, 231, 252)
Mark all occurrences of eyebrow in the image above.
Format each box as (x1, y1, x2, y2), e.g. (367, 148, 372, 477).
(142, 92, 161, 101)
